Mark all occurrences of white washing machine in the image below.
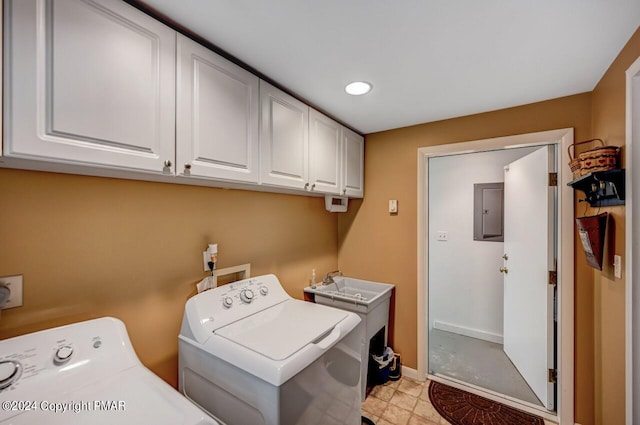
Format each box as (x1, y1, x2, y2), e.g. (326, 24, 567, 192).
(0, 317, 216, 425)
(179, 274, 363, 425)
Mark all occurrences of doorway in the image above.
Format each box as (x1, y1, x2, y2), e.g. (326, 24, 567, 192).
(428, 145, 554, 409)
(416, 129, 575, 424)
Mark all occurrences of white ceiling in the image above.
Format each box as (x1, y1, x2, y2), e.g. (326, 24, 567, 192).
(140, 0, 640, 134)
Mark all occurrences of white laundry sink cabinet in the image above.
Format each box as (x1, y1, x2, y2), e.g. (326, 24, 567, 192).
(304, 276, 395, 401)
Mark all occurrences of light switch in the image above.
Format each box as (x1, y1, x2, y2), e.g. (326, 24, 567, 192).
(389, 200, 398, 214)
(614, 255, 622, 279)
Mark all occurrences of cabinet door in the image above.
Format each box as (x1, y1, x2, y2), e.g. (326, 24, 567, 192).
(176, 35, 259, 183)
(342, 128, 364, 198)
(4, 0, 176, 174)
(308, 109, 341, 195)
(259, 81, 309, 190)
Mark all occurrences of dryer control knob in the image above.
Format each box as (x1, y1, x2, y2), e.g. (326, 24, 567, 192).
(54, 345, 74, 364)
(240, 289, 255, 303)
(259, 286, 269, 296)
(223, 297, 234, 308)
(0, 360, 21, 389)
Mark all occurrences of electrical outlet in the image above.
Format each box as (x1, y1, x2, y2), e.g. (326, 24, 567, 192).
(437, 231, 448, 241)
(203, 244, 218, 272)
(614, 255, 622, 279)
(0, 275, 23, 309)
(203, 251, 211, 272)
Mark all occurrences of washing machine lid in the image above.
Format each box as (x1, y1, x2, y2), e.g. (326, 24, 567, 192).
(215, 299, 348, 361)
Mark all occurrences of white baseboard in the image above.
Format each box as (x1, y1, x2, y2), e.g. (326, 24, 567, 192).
(401, 365, 419, 380)
(433, 320, 504, 344)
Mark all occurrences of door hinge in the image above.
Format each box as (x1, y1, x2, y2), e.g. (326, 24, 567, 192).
(548, 270, 557, 286)
(549, 172, 558, 187)
(548, 368, 557, 383)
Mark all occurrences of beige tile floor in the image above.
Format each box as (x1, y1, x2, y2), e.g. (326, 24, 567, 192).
(361, 377, 557, 425)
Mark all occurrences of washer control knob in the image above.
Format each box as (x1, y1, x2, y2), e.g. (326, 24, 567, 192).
(54, 346, 74, 364)
(259, 286, 269, 296)
(222, 297, 234, 309)
(240, 289, 255, 303)
(0, 360, 21, 389)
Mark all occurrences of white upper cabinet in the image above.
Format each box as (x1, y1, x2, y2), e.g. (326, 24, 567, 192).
(3, 0, 364, 199)
(342, 127, 364, 198)
(259, 81, 309, 190)
(4, 0, 176, 174)
(176, 34, 259, 183)
(308, 109, 341, 195)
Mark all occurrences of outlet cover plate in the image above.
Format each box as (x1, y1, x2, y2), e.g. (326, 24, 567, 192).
(437, 231, 449, 241)
(0, 275, 23, 309)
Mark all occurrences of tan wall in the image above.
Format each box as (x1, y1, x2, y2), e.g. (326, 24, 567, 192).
(590, 26, 640, 425)
(338, 93, 595, 422)
(0, 169, 338, 387)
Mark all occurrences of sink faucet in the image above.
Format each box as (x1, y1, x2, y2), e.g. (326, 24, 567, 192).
(322, 270, 343, 286)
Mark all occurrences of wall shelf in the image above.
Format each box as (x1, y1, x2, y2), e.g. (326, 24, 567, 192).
(567, 169, 625, 207)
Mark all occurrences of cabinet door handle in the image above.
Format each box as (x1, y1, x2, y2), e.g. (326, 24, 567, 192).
(184, 163, 192, 170)
(343, 188, 347, 195)
(304, 182, 309, 189)
(499, 267, 509, 274)
(164, 160, 172, 168)
(311, 184, 316, 190)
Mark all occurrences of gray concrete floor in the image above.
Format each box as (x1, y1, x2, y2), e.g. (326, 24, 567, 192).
(429, 328, 543, 406)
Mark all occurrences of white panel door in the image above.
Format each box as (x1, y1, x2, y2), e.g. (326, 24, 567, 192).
(176, 34, 259, 183)
(308, 109, 341, 194)
(503, 145, 556, 409)
(4, 0, 176, 174)
(342, 128, 364, 198)
(259, 81, 309, 190)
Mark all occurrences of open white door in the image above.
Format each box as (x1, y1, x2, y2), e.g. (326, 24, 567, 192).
(503, 146, 556, 410)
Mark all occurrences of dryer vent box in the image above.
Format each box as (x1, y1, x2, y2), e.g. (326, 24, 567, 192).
(325, 195, 348, 213)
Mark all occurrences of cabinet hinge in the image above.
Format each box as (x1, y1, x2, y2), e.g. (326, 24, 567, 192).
(549, 172, 558, 187)
(548, 271, 557, 286)
(548, 368, 557, 383)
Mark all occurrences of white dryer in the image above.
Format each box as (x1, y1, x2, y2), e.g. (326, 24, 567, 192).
(179, 274, 362, 425)
(0, 317, 215, 425)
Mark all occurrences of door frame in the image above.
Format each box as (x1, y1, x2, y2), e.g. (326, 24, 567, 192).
(625, 55, 640, 425)
(417, 128, 574, 423)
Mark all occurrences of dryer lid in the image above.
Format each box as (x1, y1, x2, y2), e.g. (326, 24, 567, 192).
(215, 299, 348, 361)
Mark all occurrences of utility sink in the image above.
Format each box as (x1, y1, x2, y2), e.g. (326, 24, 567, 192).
(304, 277, 394, 314)
(304, 277, 395, 401)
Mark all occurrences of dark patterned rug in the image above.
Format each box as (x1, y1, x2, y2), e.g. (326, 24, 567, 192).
(428, 381, 545, 425)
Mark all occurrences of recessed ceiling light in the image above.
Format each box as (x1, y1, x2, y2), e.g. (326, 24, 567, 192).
(345, 81, 372, 96)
